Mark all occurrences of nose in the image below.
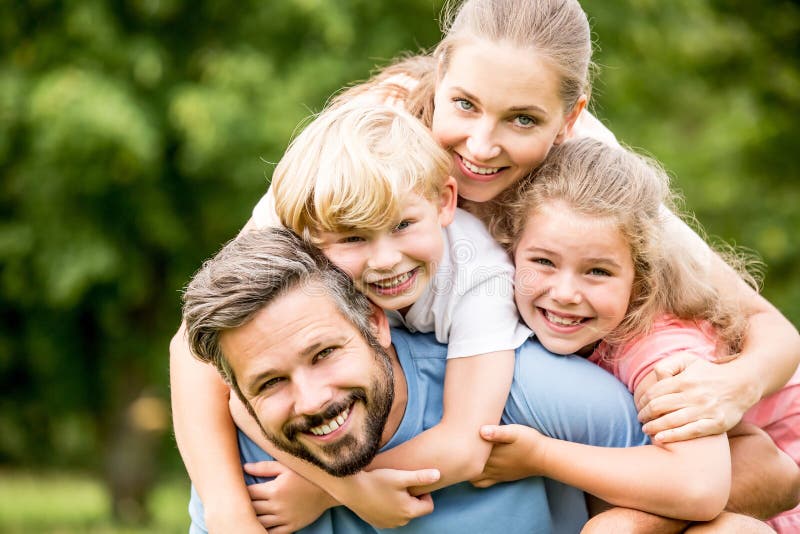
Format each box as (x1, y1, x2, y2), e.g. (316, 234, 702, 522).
(465, 119, 501, 161)
(549, 272, 582, 305)
(292, 371, 335, 416)
(366, 235, 402, 271)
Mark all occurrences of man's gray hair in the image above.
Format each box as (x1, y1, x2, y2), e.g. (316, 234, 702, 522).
(182, 227, 375, 384)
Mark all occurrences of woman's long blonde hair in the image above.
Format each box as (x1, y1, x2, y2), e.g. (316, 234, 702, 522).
(488, 138, 759, 352)
(331, 0, 593, 127)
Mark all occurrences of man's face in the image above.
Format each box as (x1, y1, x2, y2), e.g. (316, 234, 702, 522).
(220, 283, 394, 476)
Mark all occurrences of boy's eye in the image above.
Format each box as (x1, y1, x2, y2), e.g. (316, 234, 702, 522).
(453, 97, 474, 111)
(513, 115, 537, 127)
(393, 220, 412, 232)
(340, 235, 365, 244)
(589, 267, 611, 277)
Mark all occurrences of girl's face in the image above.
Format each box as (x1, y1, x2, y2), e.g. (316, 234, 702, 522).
(514, 201, 635, 355)
(432, 39, 583, 203)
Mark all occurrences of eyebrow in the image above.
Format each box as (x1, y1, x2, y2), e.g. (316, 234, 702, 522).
(453, 86, 548, 116)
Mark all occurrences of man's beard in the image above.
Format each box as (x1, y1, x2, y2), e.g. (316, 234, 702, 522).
(260, 344, 394, 477)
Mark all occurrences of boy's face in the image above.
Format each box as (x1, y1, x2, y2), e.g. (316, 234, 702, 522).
(316, 178, 457, 312)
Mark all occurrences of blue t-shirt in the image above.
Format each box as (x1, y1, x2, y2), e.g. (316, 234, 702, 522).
(189, 330, 648, 534)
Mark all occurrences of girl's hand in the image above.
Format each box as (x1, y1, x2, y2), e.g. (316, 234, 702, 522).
(244, 461, 336, 533)
(471, 424, 545, 488)
(333, 468, 440, 528)
(636, 352, 758, 443)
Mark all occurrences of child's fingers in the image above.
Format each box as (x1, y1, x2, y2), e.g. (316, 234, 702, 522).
(480, 424, 518, 444)
(244, 460, 285, 478)
(400, 468, 441, 487)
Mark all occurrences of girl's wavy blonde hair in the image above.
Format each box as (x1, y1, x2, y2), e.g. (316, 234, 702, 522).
(331, 0, 592, 127)
(271, 102, 451, 241)
(486, 138, 759, 352)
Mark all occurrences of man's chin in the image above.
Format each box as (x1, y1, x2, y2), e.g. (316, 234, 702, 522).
(268, 432, 378, 477)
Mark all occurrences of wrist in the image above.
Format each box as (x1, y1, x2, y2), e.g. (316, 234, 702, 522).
(204, 502, 260, 532)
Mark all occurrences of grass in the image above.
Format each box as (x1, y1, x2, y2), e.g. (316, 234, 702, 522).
(0, 469, 191, 534)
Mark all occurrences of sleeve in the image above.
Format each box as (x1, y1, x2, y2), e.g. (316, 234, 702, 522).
(445, 274, 531, 359)
(251, 187, 282, 229)
(613, 318, 720, 393)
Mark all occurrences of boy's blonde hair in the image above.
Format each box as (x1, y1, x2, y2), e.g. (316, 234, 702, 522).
(488, 138, 759, 353)
(271, 102, 451, 240)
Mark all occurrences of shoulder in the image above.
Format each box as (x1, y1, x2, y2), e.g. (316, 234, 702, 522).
(391, 327, 447, 361)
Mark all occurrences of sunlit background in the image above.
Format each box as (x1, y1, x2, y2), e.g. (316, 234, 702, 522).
(1, 0, 798, 532)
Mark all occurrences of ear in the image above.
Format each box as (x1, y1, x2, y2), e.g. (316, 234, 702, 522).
(437, 176, 458, 227)
(554, 95, 588, 145)
(367, 303, 392, 349)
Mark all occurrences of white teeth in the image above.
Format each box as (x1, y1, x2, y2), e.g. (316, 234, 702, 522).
(309, 407, 350, 436)
(372, 270, 413, 289)
(462, 157, 501, 175)
(545, 310, 584, 326)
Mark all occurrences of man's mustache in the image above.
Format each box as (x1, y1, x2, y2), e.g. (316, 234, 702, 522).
(283, 390, 367, 440)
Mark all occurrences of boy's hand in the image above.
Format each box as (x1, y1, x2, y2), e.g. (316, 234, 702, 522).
(471, 424, 544, 488)
(244, 461, 336, 533)
(335, 468, 440, 528)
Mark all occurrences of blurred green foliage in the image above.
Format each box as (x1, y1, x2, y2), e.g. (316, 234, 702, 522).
(0, 0, 797, 524)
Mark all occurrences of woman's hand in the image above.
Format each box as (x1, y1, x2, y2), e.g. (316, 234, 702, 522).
(636, 352, 759, 443)
(471, 424, 545, 488)
(244, 461, 336, 534)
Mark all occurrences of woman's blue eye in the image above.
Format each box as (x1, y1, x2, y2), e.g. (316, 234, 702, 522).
(454, 98, 474, 111)
(515, 115, 536, 127)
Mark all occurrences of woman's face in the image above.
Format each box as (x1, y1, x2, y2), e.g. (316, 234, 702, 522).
(432, 39, 580, 203)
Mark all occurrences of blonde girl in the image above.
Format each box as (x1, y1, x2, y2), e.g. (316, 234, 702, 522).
(474, 137, 800, 532)
(170, 0, 800, 530)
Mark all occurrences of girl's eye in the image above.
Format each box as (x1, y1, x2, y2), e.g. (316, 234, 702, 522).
(533, 258, 554, 267)
(589, 268, 611, 277)
(393, 220, 412, 232)
(453, 98, 474, 112)
(513, 115, 537, 127)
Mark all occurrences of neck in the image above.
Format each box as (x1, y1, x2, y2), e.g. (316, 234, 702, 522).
(379, 342, 407, 447)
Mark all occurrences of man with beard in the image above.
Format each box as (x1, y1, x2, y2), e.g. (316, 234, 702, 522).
(181, 227, 648, 533)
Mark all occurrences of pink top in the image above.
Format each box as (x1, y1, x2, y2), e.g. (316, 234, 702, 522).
(588, 315, 800, 464)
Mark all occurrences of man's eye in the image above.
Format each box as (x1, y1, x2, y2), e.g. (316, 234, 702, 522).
(314, 347, 335, 363)
(261, 376, 285, 391)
